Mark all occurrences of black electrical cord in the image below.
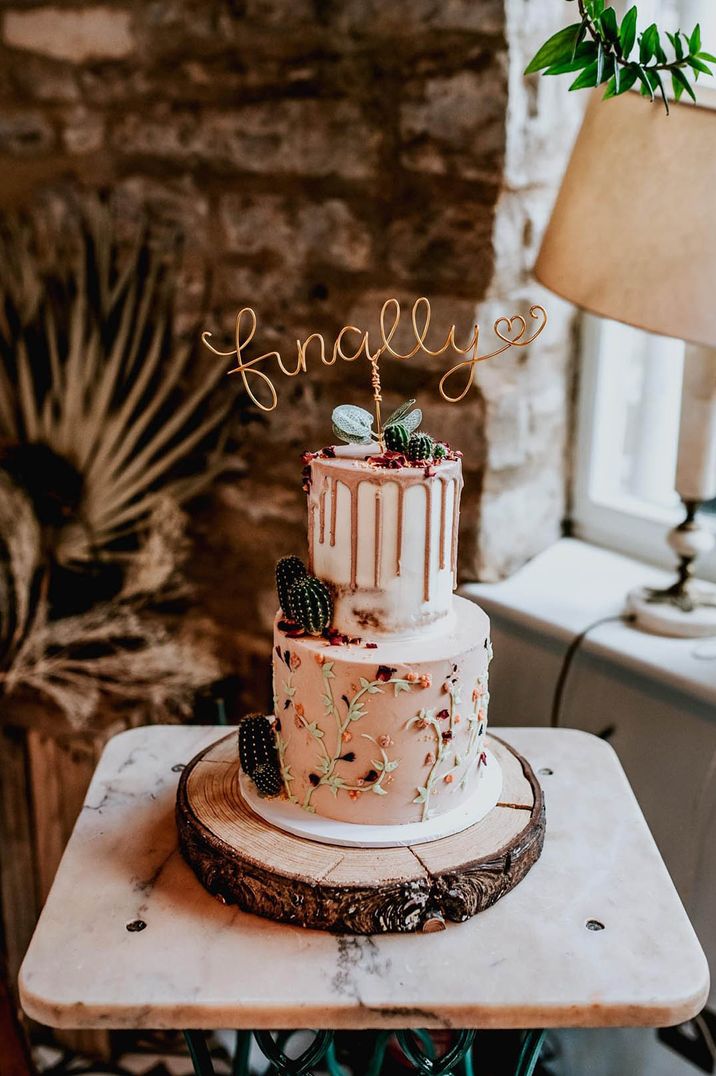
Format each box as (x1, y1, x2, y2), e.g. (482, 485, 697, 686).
(550, 613, 636, 728)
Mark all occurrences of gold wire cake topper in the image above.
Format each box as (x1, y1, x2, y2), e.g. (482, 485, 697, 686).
(202, 297, 547, 443)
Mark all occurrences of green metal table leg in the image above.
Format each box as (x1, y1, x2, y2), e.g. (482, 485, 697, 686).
(184, 1031, 216, 1076)
(233, 1030, 253, 1076)
(364, 1030, 391, 1076)
(514, 1030, 547, 1076)
(395, 1029, 476, 1075)
(253, 1030, 334, 1074)
(184, 1027, 546, 1075)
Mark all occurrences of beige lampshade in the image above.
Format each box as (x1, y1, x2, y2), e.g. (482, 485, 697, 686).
(535, 85, 716, 347)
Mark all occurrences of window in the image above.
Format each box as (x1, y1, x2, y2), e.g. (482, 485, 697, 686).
(573, 315, 716, 582)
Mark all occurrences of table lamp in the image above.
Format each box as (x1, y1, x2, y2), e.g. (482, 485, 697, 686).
(535, 86, 716, 637)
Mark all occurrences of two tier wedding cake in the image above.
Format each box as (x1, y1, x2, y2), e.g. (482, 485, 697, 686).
(238, 404, 494, 838)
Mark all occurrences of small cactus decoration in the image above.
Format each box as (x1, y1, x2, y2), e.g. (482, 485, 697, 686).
(384, 423, 410, 453)
(276, 555, 306, 615)
(238, 713, 283, 797)
(433, 442, 448, 460)
(288, 574, 333, 635)
(407, 432, 434, 462)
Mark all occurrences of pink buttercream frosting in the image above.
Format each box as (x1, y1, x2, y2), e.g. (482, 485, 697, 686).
(271, 595, 491, 825)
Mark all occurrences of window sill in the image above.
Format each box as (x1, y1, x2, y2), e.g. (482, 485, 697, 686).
(460, 538, 716, 710)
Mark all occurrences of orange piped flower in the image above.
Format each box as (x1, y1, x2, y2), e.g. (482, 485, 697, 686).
(342, 730, 352, 742)
(418, 674, 432, 688)
(348, 789, 361, 800)
(443, 773, 454, 784)
(290, 653, 302, 670)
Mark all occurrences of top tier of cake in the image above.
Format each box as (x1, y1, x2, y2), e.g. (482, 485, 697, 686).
(305, 445, 463, 638)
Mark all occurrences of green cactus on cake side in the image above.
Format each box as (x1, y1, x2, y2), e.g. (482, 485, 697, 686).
(275, 555, 306, 616)
(288, 574, 333, 635)
(407, 432, 434, 462)
(433, 442, 448, 460)
(384, 423, 410, 453)
(238, 713, 283, 797)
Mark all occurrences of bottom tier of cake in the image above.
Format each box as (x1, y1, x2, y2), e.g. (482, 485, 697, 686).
(271, 595, 491, 825)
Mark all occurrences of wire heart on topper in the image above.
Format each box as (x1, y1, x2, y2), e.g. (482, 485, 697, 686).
(202, 297, 547, 447)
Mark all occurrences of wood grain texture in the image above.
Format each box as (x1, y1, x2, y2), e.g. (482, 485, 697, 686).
(176, 732, 545, 934)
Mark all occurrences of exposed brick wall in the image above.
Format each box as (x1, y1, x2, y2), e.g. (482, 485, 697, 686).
(0, 0, 583, 707)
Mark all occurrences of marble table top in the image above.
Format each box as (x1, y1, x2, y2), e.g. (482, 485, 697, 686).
(19, 725, 709, 1031)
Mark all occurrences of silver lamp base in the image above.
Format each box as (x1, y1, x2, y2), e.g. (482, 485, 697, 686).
(626, 499, 716, 638)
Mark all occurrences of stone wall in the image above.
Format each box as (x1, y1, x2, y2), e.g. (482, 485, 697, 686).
(0, 0, 583, 709)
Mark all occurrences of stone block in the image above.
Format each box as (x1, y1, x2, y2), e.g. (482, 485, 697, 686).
(475, 464, 565, 582)
(0, 111, 54, 155)
(114, 101, 380, 180)
(61, 108, 104, 154)
(110, 174, 210, 240)
(401, 68, 507, 179)
(219, 193, 372, 272)
(9, 56, 79, 102)
(3, 6, 134, 63)
(323, 0, 503, 36)
(387, 200, 496, 293)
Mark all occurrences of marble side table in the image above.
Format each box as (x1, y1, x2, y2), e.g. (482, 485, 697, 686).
(19, 726, 709, 1076)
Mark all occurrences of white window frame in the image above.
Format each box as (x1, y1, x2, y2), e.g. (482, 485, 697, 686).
(572, 314, 716, 582)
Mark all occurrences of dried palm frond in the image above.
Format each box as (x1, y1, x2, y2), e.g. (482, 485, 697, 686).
(0, 198, 235, 728)
(0, 201, 231, 567)
(0, 471, 40, 658)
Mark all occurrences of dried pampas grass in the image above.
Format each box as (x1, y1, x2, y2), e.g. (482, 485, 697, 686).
(1, 496, 220, 729)
(0, 199, 233, 729)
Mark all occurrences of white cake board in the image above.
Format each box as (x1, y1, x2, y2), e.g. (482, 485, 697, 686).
(239, 749, 502, 848)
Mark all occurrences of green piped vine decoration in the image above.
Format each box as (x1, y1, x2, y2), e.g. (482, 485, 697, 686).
(273, 653, 422, 812)
(298, 661, 412, 811)
(526, 2, 715, 114)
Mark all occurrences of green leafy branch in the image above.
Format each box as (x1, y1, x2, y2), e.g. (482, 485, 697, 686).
(526, 1, 715, 114)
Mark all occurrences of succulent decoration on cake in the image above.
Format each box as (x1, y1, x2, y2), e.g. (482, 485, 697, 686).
(331, 399, 450, 465)
(238, 713, 283, 797)
(407, 432, 435, 462)
(275, 555, 306, 616)
(332, 399, 421, 448)
(275, 556, 332, 635)
(288, 576, 333, 635)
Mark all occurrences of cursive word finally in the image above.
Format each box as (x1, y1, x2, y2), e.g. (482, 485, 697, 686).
(202, 297, 547, 414)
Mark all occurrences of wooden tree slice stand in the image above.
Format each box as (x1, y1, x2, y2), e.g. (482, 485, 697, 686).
(176, 731, 545, 934)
